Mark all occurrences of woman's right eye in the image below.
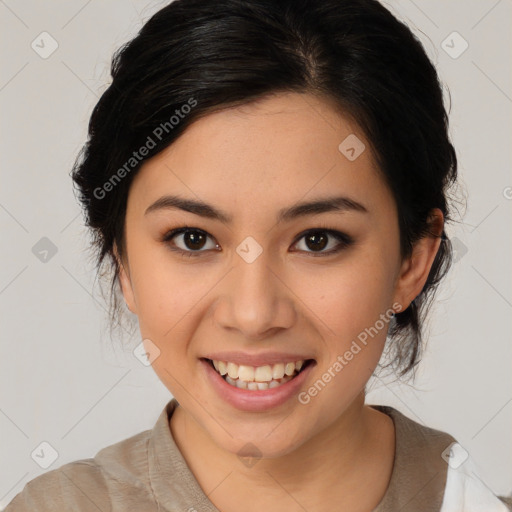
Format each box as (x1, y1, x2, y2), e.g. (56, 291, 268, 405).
(162, 227, 219, 257)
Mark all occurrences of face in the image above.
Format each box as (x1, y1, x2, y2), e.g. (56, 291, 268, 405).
(116, 91, 441, 458)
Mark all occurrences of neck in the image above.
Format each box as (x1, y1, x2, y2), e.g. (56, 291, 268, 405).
(170, 392, 394, 512)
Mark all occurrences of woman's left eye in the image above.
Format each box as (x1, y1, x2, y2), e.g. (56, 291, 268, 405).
(162, 227, 353, 257)
(292, 229, 353, 256)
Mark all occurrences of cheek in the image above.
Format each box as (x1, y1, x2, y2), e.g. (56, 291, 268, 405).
(293, 251, 396, 346)
(131, 259, 206, 390)
(128, 248, 206, 339)
(294, 261, 394, 412)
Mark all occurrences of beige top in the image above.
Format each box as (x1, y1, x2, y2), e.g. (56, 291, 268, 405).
(5, 398, 511, 511)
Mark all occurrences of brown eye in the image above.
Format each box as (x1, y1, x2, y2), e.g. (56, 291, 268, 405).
(292, 229, 353, 256)
(163, 227, 219, 256)
(180, 230, 208, 250)
(304, 232, 329, 251)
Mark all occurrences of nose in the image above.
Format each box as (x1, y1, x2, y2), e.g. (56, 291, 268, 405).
(213, 250, 296, 340)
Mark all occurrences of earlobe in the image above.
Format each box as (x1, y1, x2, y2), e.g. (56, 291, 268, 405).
(113, 243, 137, 315)
(392, 209, 444, 310)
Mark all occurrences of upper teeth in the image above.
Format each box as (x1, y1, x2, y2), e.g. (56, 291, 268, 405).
(212, 360, 305, 382)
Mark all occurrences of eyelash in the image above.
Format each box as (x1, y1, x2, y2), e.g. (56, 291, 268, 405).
(161, 225, 354, 258)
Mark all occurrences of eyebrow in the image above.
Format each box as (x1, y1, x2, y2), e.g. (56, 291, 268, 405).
(144, 194, 369, 224)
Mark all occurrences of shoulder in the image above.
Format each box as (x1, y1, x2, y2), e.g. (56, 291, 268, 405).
(374, 404, 457, 477)
(371, 405, 511, 512)
(4, 429, 154, 512)
(441, 451, 512, 512)
(3, 458, 111, 512)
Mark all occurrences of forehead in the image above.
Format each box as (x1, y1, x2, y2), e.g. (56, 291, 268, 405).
(128, 92, 395, 222)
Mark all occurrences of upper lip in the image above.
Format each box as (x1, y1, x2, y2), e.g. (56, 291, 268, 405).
(202, 351, 315, 367)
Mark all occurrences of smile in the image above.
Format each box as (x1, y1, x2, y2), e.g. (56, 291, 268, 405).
(206, 358, 312, 390)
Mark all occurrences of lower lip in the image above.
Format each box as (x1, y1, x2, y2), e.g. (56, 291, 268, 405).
(201, 359, 315, 412)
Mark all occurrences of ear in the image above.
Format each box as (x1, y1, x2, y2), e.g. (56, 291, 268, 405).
(113, 242, 137, 314)
(392, 208, 444, 311)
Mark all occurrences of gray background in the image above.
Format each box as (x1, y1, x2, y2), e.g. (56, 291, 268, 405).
(1, 0, 511, 507)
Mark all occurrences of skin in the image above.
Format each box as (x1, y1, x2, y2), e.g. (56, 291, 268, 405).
(115, 91, 443, 511)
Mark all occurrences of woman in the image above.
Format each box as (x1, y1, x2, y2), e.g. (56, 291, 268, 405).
(6, 0, 511, 510)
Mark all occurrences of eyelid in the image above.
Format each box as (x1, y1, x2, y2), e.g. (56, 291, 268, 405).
(291, 226, 352, 246)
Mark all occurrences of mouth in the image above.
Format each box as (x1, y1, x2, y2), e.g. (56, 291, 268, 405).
(201, 357, 315, 390)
